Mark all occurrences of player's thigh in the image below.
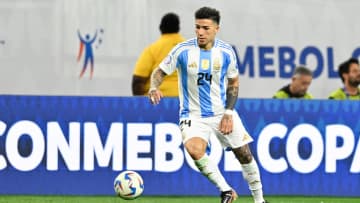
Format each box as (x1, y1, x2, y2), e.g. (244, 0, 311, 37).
(215, 112, 253, 148)
(180, 118, 211, 142)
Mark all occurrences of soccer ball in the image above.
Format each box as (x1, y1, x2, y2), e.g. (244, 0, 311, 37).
(114, 170, 144, 200)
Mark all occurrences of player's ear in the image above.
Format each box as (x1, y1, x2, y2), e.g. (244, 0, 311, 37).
(215, 25, 220, 33)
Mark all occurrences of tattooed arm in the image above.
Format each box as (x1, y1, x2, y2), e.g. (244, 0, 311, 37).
(148, 67, 167, 105)
(219, 76, 240, 135)
(225, 76, 240, 110)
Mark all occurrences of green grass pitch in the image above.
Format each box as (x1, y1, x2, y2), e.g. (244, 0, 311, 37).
(0, 196, 359, 203)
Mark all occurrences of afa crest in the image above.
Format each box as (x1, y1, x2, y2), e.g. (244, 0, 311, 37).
(201, 59, 210, 70)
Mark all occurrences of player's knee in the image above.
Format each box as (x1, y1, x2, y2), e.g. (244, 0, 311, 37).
(184, 139, 206, 160)
(185, 145, 205, 160)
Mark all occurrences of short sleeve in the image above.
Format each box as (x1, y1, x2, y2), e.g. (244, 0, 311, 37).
(133, 46, 154, 77)
(159, 48, 178, 75)
(227, 48, 239, 78)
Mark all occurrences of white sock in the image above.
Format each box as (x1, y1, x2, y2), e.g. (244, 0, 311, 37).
(194, 154, 232, 192)
(241, 160, 265, 203)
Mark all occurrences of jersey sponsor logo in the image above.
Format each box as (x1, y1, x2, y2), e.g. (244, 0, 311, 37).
(188, 62, 197, 68)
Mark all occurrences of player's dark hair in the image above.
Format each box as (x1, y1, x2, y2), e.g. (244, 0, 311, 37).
(159, 13, 180, 34)
(293, 66, 313, 77)
(195, 7, 220, 25)
(338, 58, 359, 83)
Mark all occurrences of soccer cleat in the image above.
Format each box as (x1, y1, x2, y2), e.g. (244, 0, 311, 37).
(220, 190, 238, 203)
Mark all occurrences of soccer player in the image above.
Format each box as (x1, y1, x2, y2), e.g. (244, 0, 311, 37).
(328, 58, 360, 99)
(148, 7, 267, 203)
(273, 66, 313, 99)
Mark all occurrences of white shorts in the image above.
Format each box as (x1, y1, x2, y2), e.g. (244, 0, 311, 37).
(179, 111, 253, 149)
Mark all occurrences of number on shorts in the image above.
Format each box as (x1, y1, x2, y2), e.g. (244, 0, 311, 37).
(179, 120, 191, 131)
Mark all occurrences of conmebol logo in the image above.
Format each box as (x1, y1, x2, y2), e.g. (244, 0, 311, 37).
(0, 120, 359, 174)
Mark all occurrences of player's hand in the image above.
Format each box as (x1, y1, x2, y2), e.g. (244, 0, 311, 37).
(148, 88, 163, 105)
(219, 113, 233, 135)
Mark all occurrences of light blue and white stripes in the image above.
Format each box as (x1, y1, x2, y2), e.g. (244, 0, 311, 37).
(160, 38, 239, 118)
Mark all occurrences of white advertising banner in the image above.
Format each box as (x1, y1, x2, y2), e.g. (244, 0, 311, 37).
(0, 0, 359, 98)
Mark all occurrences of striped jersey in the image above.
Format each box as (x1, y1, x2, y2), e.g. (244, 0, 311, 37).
(159, 38, 239, 119)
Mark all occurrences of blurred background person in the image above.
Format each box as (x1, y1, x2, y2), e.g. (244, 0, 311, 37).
(131, 12, 185, 96)
(273, 66, 313, 99)
(328, 58, 360, 99)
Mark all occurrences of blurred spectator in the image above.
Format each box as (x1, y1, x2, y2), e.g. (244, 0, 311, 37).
(131, 13, 185, 96)
(328, 58, 360, 99)
(273, 66, 313, 99)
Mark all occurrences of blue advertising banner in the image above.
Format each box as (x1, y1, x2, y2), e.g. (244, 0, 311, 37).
(0, 95, 359, 196)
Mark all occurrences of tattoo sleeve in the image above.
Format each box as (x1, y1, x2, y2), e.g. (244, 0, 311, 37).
(225, 77, 239, 109)
(150, 67, 167, 90)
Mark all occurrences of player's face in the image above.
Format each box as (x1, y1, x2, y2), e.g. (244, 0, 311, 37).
(346, 63, 360, 87)
(195, 19, 219, 50)
(292, 74, 312, 96)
